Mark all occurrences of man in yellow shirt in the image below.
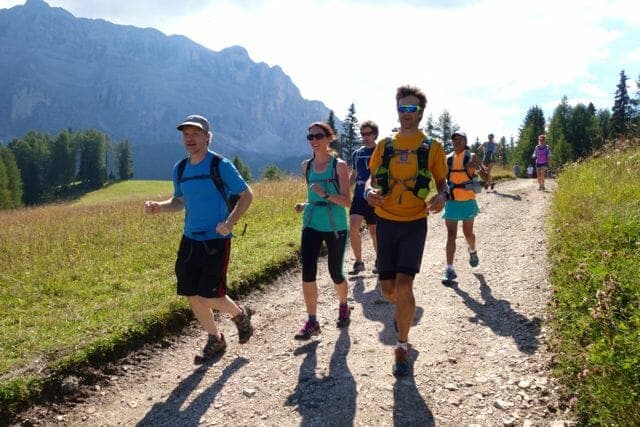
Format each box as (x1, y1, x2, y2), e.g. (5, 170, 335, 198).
(364, 85, 449, 376)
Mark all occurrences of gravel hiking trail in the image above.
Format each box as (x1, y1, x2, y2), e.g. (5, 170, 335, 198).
(14, 178, 576, 427)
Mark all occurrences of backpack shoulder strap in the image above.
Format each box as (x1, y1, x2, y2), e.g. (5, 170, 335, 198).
(210, 153, 226, 196)
(176, 157, 189, 182)
(304, 156, 314, 184)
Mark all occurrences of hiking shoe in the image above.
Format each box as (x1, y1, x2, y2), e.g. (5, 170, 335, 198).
(336, 305, 351, 328)
(294, 320, 321, 340)
(202, 333, 227, 358)
(441, 268, 457, 285)
(232, 305, 254, 344)
(348, 261, 365, 275)
(469, 250, 479, 267)
(372, 259, 378, 274)
(392, 347, 410, 377)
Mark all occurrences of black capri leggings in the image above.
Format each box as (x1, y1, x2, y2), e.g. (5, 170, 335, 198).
(300, 227, 348, 283)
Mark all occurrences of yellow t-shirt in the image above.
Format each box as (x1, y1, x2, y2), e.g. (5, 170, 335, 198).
(369, 132, 446, 221)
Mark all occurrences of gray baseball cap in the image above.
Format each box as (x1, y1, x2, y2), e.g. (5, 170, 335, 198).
(177, 115, 210, 132)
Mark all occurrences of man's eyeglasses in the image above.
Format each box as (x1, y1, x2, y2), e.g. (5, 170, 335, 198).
(307, 133, 326, 141)
(397, 104, 421, 113)
(361, 131, 374, 137)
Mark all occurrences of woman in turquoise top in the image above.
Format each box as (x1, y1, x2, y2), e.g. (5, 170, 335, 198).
(293, 121, 351, 340)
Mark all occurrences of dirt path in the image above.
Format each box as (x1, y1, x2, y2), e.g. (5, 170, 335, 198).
(16, 178, 576, 426)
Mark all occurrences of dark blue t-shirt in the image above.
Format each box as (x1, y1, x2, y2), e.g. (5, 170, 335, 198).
(351, 145, 375, 199)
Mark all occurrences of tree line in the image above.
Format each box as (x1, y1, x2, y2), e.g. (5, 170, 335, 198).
(326, 69, 640, 174)
(0, 129, 133, 207)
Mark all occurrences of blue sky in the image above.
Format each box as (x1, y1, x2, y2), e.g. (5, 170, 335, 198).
(2, 0, 639, 144)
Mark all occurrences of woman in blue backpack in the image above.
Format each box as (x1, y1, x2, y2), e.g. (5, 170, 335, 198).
(293, 121, 352, 340)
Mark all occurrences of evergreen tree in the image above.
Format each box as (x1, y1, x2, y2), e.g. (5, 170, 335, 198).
(547, 98, 574, 164)
(261, 164, 284, 181)
(424, 114, 436, 138)
(499, 136, 508, 167)
(233, 156, 252, 182)
(8, 131, 52, 204)
(116, 139, 134, 180)
(341, 103, 360, 164)
(49, 129, 77, 188)
(77, 129, 109, 189)
(597, 109, 611, 146)
(569, 103, 599, 159)
(611, 69, 632, 136)
(514, 106, 545, 170)
(0, 156, 11, 209)
(0, 146, 23, 208)
(435, 110, 459, 153)
(326, 110, 338, 136)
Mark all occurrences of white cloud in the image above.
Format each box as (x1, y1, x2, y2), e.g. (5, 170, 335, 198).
(2, 0, 640, 142)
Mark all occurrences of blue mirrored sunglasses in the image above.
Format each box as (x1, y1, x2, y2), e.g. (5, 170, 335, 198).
(397, 104, 421, 113)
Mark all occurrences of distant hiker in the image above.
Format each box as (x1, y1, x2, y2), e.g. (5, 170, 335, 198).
(513, 163, 521, 177)
(532, 134, 551, 190)
(144, 114, 254, 362)
(479, 133, 498, 190)
(364, 85, 449, 377)
(527, 164, 534, 178)
(293, 121, 352, 340)
(347, 120, 379, 275)
(441, 131, 482, 285)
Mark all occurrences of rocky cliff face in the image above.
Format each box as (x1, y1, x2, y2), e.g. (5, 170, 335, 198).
(0, 0, 333, 178)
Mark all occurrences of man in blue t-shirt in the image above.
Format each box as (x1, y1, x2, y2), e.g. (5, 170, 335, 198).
(347, 120, 379, 274)
(144, 114, 254, 362)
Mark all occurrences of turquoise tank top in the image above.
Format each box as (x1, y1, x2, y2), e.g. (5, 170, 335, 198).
(302, 157, 348, 232)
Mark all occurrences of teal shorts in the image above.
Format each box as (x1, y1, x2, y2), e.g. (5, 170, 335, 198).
(442, 199, 480, 221)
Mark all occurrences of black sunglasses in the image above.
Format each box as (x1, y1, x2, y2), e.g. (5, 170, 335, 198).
(307, 133, 326, 141)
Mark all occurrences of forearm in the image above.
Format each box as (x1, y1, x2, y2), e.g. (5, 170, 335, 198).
(158, 197, 184, 213)
(225, 188, 253, 225)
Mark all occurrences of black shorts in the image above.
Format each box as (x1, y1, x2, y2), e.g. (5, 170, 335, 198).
(349, 197, 378, 225)
(301, 227, 348, 284)
(174, 235, 230, 298)
(376, 217, 427, 280)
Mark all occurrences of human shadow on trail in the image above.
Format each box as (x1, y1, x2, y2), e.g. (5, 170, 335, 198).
(285, 328, 356, 426)
(491, 191, 522, 201)
(449, 273, 542, 353)
(137, 356, 249, 426)
(393, 348, 434, 426)
(352, 277, 424, 345)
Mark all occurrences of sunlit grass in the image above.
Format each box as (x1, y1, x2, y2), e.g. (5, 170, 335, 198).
(0, 177, 306, 414)
(548, 145, 640, 425)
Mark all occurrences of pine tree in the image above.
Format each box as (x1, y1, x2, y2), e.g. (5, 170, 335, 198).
(326, 110, 338, 136)
(569, 103, 599, 159)
(435, 110, 459, 153)
(77, 129, 109, 189)
(547, 97, 573, 164)
(261, 164, 284, 181)
(116, 140, 134, 180)
(0, 156, 10, 209)
(341, 103, 360, 164)
(515, 106, 546, 170)
(611, 69, 632, 136)
(233, 156, 252, 182)
(0, 146, 23, 208)
(49, 129, 77, 188)
(8, 131, 52, 204)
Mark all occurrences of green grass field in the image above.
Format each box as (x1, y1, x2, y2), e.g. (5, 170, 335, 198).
(0, 177, 306, 416)
(548, 145, 640, 424)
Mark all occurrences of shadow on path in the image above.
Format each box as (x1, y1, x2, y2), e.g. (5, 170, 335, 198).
(137, 356, 249, 426)
(491, 191, 522, 201)
(448, 273, 542, 353)
(393, 348, 434, 426)
(352, 277, 424, 345)
(285, 328, 356, 426)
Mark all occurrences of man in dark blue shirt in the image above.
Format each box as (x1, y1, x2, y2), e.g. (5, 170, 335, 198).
(348, 120, 379, 274)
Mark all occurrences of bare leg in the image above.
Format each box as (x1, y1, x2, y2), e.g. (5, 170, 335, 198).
(349, 215, 364, 262)
(462, 219, 476, 251)
(445, 220, 458, 265)
(394, 273, 415, 342)
(368, 223, 378, 254)
(380, 278, 397, 304)
(334, 280, 348, 304)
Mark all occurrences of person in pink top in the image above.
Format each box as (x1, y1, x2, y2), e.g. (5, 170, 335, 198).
(532, 135, 551, 190)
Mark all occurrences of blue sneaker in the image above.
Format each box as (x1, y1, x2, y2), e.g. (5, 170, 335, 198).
(441, 268, 457, 285)
(469, 250, 479, 267)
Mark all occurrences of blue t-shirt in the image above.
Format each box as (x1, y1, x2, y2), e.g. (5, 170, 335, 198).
(351, 145, 375, 199)
(173, 151, 248, 241)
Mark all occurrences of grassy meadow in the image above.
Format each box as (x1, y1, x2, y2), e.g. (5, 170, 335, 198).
(548, 143, 640, 424)
(0, 177, 306, 416)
